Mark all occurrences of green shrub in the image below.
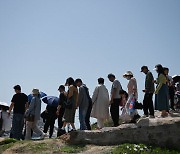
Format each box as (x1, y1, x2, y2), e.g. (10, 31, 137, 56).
(0, 138, 17, 145)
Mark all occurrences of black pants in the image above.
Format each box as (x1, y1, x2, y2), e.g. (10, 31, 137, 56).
(85, 102, 92, 130)
(43, 117, 56, 138)
(169, 86, 175, 109)
(143, 93, 154, 116)
(110, 99, 120, 126)
(58, 107, 65, 129)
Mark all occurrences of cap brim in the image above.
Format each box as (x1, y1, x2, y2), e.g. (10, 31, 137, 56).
(153, 68, 157, 71)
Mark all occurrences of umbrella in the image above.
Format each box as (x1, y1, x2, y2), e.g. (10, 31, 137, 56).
(42, 96, 59, 107)
(172, 75, 180, 83)
(28, 91, 47, 103)
(0, 102, 9, 110)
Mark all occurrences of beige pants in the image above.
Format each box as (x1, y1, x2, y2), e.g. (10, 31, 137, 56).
(25, 120, 43, 140)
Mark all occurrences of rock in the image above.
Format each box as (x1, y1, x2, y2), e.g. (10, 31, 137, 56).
(66, 111, 180, 150)
(137, 117, 150, 127)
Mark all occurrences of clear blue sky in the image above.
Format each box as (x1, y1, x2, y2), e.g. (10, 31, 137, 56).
(0, 0, 180, 111)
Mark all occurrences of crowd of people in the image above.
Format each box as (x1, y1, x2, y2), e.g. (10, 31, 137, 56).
(0, 64, 179, 140)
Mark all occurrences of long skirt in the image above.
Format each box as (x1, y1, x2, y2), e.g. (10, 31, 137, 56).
(155, 84, 169, 111)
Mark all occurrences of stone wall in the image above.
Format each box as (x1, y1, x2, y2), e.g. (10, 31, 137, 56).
(66, 115, 180, 150)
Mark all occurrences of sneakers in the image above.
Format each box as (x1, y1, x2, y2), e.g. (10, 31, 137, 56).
(149, 115, 155, 118)
(39, 133, 45, 140)
(141, 115, 148, 118)
(68, 129, 76, 133)
(57, 128, 66, 137)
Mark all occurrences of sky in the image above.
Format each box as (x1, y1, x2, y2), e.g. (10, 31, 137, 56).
(0, 0, 180, 113)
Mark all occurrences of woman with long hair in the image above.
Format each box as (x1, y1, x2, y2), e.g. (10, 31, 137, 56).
(154, 64, 169, 117)
(61, 77, 78, 132)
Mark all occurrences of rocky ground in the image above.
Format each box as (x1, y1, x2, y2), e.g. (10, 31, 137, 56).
(0, 110, 180, 154)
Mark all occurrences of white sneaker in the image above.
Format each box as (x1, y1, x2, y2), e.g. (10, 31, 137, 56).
(39, 133, 45, 140)
(44, 133, 48, 138)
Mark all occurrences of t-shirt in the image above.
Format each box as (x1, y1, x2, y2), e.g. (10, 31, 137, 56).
(58, 92, 67, 108)
(111, 79, 122, 99)
(11, 93, 28, 114)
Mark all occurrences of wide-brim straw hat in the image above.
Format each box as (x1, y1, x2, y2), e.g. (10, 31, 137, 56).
(32, 88, 40, 95)
(123, 71, 133, 77)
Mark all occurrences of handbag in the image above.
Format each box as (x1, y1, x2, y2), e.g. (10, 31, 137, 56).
(120, 107, 131, 122)
(134, 101, 143, 109)
(25, 98, 36, 122)
(0, 112, 3, 130)
(129, 99, 135, 113)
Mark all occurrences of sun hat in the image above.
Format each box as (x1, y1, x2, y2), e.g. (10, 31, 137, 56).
(32, 88, 40, 95)
(123, 71, 133, 77)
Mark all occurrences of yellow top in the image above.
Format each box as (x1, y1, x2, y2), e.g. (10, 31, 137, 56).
(155, 74, 167, 94)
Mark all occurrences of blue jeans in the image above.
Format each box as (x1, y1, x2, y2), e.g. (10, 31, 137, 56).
(79, 107, 88, 130)
(11, 113, 24, 140)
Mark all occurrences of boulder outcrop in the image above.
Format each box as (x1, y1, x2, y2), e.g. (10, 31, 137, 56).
(66, 111, 180, 150)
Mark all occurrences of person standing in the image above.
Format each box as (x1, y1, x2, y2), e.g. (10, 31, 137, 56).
(164, 67, 175, 110)
(8, 85, 28, 140)
(25, 89, 44, 140)
(61, 77, 78, 132)
(75, 79, 90, 130)
(154, 64, 169, 117)
(123, 71, 140, 122)
(141, 66, 155, 118)
(57, 85, 66, 129)
(56, 85, 66, 136)
(91, 78, 110, 129)
(108, 74, 122, 127)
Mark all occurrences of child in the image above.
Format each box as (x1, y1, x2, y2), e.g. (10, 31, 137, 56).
(119, 90, 128, 108)
(119, 90, 131, 123)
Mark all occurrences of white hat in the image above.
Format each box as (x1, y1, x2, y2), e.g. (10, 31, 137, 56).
(153, 67, 157, 71)
(123, 71, 133, 77)
(32, 88, 40, 95)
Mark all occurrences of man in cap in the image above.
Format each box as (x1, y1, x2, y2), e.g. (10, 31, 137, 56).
(141, 66, 155, 118)
(8, 85, 28, 140)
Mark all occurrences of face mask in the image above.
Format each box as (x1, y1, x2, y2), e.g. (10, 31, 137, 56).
(126, 76, 131, 80)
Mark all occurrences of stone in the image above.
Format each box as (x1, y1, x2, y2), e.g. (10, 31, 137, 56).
(66, 111, 180, 150)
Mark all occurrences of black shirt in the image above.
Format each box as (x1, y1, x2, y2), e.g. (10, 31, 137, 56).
(46, 105, 57, 119)
(11, 93, 28, 114)
(58, 92, 67, 108)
